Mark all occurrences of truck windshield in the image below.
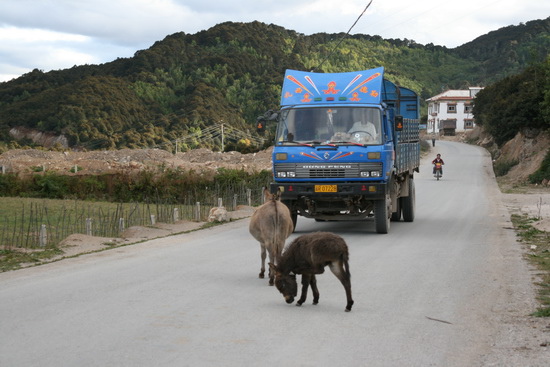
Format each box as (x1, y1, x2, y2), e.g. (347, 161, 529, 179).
(275, 107, 382, 145)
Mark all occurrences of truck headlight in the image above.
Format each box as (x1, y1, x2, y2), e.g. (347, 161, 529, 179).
(370, 171, 381, 177)
(360, 171, 370, 177)
(277, 171, 296, 178)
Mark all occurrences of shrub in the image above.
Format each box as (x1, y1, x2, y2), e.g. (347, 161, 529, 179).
(529, 148, 550, 184)
(493, 159, 519, 177)
(32, 173, 70, 199)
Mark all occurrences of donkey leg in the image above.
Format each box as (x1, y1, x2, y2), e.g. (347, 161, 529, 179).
(267, 247, 276, 286)
(310, 274, 320, 305)
(329, 262, 354, 312)
(259, 245, 266, 279)
(297, 274, 311, 306)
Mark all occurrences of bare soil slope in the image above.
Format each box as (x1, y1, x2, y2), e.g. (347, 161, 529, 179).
(0, 147, 273, 175)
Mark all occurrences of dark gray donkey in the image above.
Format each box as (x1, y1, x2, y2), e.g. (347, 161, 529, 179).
(269, 232, 354, 312)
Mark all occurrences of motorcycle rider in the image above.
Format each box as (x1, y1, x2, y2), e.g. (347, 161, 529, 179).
(432, 153, 445, 176)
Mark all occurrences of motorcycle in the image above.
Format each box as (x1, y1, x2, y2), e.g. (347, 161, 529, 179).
(434, 162, 443, 180)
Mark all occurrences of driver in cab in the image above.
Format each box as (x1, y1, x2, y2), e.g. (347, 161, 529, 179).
(348, 120, 377, 143)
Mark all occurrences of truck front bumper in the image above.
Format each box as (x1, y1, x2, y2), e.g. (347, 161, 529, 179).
(270, 181, 387, 200)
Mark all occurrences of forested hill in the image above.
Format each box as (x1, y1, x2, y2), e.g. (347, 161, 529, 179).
(0, 17, 548, 152)
(454, 18, 550, 79)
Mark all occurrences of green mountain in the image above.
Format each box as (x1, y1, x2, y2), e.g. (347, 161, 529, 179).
(0, 18, 548, 151)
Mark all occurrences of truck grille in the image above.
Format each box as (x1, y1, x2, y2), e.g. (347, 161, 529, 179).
(275, 162, 382, 179)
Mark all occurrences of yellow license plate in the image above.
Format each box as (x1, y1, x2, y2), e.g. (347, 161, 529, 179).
(315, 185, 337, 193)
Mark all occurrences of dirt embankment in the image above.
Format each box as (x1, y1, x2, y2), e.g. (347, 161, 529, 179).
(0, 147, 273, 176)
(463, 127, 550, 186)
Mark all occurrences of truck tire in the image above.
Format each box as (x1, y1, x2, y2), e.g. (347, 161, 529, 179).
(402, 178, 415, 222)
(374, 194, 390, 234)
(282, 200, 298, 231)
(290, 212, 298, 231)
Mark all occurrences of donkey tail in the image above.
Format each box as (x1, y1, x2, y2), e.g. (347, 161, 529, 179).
(271, 199, 285, 257)
(342, 252, 351, 279)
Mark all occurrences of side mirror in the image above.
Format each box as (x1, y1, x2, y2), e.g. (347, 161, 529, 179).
(395, 115, 404, 131)
(266, 110, 279, 121)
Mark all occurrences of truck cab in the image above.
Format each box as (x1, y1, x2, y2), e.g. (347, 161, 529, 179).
(270, 67, 420, 233)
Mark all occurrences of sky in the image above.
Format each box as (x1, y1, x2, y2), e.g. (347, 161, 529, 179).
(0, 0, 548, 82)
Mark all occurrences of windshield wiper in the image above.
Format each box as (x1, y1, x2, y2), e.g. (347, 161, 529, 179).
(280, 141, 315, 147)
(325, 140, 365, 146)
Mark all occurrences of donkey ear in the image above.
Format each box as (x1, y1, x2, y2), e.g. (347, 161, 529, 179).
(263, 187, 274, 202)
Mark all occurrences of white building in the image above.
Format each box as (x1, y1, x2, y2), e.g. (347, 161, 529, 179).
(426, 87, 483, 134)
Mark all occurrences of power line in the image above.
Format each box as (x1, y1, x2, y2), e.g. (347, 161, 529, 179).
(311, 0, 374, 72)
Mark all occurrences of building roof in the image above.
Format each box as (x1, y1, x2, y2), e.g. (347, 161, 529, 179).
(426, 87, 483, 102)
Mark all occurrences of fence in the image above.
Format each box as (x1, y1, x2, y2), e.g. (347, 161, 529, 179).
(0, 186, 266, 249)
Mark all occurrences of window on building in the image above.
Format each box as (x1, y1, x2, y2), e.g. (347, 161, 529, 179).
(464, 119, 474, 129)
(447, 104, 457, 113)
(464, 104, 473, 113)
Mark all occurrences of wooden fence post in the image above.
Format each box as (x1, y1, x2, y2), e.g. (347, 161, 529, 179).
(119, 218, 125, 233)
(195, 202, 201, 222)
(150, 215, 156, 225)
(173, 208, 179, 222)
(39, 224, 47, 247)
(86, 218, 92, 236)
(247, 189, 251, 206)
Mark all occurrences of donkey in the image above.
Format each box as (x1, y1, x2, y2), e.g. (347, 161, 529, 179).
(269, 232, 354, 312)
(249, 187, 294, 285)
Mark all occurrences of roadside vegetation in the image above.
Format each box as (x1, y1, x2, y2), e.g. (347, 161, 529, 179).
(0, 168, 271, 271)
(511, 213, 550, 317)
(529, 149, 550, 184)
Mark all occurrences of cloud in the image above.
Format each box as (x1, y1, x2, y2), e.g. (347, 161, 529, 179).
(0, 0, 548, 82)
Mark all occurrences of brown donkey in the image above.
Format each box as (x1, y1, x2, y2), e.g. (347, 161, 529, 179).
(249, 188, 294, 285)
(269, 232, 354, 312)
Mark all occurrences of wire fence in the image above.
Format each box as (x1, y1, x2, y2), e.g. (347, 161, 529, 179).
(0, 185, 266, 250)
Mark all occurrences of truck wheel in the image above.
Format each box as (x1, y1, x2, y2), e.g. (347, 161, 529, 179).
(402, 178, 415, 222)
(290, 212, 298, 231)
(374, 194, 390, 234)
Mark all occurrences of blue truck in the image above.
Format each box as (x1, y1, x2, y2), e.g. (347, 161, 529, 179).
(268, 67, 420, 233)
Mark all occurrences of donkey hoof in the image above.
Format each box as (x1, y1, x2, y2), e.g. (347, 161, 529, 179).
(259, 273, 264, 279)
(313, 301, 318, 305)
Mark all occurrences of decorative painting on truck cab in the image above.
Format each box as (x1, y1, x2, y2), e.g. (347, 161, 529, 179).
(281, 67, 384, 106)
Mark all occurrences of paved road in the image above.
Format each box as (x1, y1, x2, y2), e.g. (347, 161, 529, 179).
(0, 141, 524, 366)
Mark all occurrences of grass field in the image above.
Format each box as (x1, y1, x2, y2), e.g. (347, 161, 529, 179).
(0, 197, 213, 271)
(0, 197, 211, 249)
